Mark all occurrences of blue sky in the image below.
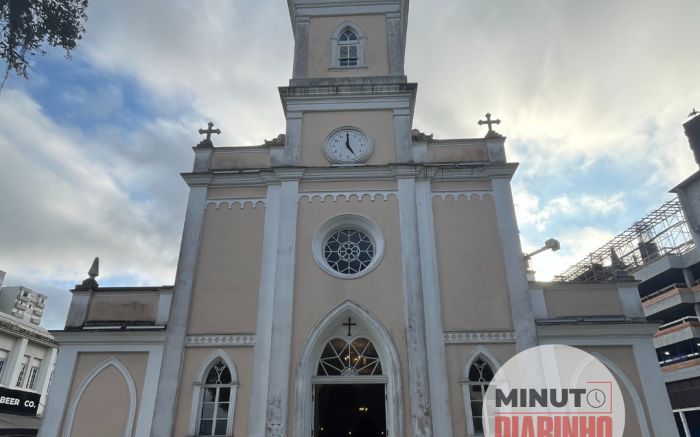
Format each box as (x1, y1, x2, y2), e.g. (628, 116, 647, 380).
(0, 0, 698, 329)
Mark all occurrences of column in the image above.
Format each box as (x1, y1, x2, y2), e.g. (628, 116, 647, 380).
(150, 184, 208, 437)
(491, 178, 538, 351)
(397, 173, 433, 437)
(683, 268, 696, 288)
(2, 337, 27, 386)
(415, 179, 453, 437)
(284, 111, 303, 166)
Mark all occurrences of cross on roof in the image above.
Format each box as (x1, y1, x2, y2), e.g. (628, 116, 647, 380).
(199, 122, 221, 142)
(342, 317, 357, 337)
(478, 113, 501, 134)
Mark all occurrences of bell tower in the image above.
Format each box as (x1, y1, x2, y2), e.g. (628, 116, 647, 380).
(276, 0, 416, 166)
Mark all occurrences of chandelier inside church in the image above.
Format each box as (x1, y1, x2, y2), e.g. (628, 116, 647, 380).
(317, 337, 383, 376)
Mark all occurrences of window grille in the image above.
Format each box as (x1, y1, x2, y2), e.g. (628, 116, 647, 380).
(317, 337, 382, 376)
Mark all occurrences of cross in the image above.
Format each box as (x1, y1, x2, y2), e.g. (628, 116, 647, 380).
(478, 113, 501, 133)
(342, 317, 357, 337)
(198, 122, 221, 141)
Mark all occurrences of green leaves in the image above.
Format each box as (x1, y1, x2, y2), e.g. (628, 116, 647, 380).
(0, 0, 88, 87)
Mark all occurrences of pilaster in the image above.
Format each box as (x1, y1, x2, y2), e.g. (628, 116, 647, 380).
(396, 173, 433, 437)
(386, 12, 404, 76)
(150, 184, 208, 437)
(283, 111, 303, 166)
(631, 339, 680, 436)
(415, 178, 453, 437)
(491, 177, 538, 351)
(292, 16, 310, 79)
(394, 108, 413, 163)
(265, 173, 301, 437)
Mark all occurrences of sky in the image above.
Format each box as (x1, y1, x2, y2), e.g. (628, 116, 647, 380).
(0, 0, 698, 330)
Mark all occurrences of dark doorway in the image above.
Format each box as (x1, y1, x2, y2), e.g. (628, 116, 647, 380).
(314, 384, 386, 437)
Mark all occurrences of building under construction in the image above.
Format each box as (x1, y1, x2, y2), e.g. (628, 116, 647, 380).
(558, 112, 700, 436)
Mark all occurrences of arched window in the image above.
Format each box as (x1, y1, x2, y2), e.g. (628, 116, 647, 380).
(462, 354, 496, 436)
(330, 22, 366, 69)
(317, 337, 383, 376)
(338, 28, 359, 66)
(193, 357, 238, 436)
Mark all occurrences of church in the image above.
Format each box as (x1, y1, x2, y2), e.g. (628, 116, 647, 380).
(38, 1, 679, 436)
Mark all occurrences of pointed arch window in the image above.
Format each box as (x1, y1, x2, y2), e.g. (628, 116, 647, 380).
(193, 357, 238, 436)
(463, 356, 495, 436)
(330, 22, 366, 69)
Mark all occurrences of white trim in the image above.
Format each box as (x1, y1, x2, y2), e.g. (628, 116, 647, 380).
(205, 198, 267, 210)
(188, 349, 239, 437)
(312, 214, 385, 280)
(462, 346, 501, 436)
(416, 180, 453, 437)
(292, 300, 404, 437)
(295, 3, 401, 18)
(185, 335, 256, 347)
(299, 191, 397, 203)
(284, 95, 413, 113)
(62, 357, 137, 437)
(431, 191, 492, 201)
(444, 331, 516, 344)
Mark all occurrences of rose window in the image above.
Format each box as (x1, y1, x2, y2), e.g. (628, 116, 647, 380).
(323, 229, 375, 274)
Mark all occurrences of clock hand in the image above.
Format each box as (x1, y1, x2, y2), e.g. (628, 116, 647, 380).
(345, 133, 354, 154)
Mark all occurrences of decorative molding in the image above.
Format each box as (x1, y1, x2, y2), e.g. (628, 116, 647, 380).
(443, 331, 516, 344)
(205, 198, 266, 209)
(185, 335, 255, 347)
(62, 357, 137, 437)
(299, 191, 397, 203)
(431, 191, 492, 201)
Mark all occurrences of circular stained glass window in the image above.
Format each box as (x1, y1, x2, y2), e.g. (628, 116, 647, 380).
(323, 229, 375, 275)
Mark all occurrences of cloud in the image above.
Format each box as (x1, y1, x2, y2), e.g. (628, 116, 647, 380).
(0, 89, 193, 328)
(514, 188, 625, 232)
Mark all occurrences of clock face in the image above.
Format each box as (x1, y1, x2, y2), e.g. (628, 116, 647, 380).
(324, 128, 373, 164)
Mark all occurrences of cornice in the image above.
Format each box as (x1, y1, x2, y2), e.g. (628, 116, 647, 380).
(183, 163, 516, 188)
(51, 330, 167, 345)
(536, 320, 661, 339)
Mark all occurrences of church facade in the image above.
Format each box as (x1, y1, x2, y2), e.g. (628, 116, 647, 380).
(39, 1, 679, 436)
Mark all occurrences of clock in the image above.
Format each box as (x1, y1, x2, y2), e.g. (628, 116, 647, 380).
(323, 127, 373, 164)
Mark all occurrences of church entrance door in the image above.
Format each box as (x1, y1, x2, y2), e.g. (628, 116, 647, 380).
(314, 383, 386, 436)
(313, 336, 388, 436)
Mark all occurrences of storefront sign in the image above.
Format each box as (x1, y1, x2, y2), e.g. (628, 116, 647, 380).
(0, 387, 41, 416)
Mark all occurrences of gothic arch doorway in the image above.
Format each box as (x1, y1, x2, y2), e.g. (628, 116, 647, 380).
(293, 301, 404, 437)
(314, 336, 387, 436)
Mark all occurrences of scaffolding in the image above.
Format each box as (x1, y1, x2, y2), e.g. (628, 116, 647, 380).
(555, 197, 696, 282)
